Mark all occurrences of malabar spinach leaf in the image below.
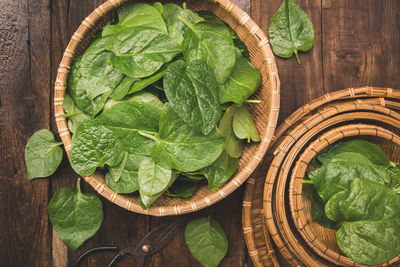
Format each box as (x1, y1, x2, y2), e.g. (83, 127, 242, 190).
(185, 216, 228, 267)
(164, 60, 222, 135)
(25, 129, 63, 180)
(325, 179, 400, 265)
(127, 63, 168, 95)
(165, 179, 198, 199)
(203, 150, 239, 190)
(268, 0, 314, 64)
(109, 76, 138, 100)
(219, 51, 261, 105)
(140, 104, 225, 172)
(62, 93, 90, 133)
(48, 178, 103, 251)
(138, 157, 175, 196)
(105, 27, 181, 78)
(109, 151, 128, 182)
(219, 105, 243, 158)
(96, 101, 161, 156)
(180, 18, 236, 84)
(105, 154, 147, 194)
(70, 121, 124, 176)
(232, 104, 260, 142)
(104, 91, 164, 111)
(102, 2, 167, 36)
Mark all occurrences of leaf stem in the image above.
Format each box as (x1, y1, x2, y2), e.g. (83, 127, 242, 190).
(301, 180, 313, 184)
(137, 130, 158, 141)
(76, 178, 82, 194)
(178, 15, 195, 32)
(246, 99, 262, 104)
(294, 51, 301, 64)
(58, 112, 83, 118)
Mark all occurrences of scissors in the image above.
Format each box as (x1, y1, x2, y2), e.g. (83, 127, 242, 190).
(72, 216, 185, 267)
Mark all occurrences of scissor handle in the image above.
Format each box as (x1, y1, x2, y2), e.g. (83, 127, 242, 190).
(107, 248, 145, 267)
(72, 245, 120, 267)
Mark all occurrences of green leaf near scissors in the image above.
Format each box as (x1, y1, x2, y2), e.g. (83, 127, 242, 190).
(268, 0, 314, 64)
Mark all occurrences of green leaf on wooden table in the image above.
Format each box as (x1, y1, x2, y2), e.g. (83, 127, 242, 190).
(219, 105, 244, 158)
(109, 76, 138, 100)
(232, 104, 260, 142)
(70, 121, 124, 176)
(68, 56, 110, 116)
(185, 216, 228, 267)
(180, 17, 236, 84)
(302, 182, 338, 230)
(324, 178, 400, 265)
(162, 3, 204, 45)
(104, 27, 181, 78)
(165, 179, 199, 199)
(105, 154, 148, 194)
(104, 91, 164, 111)
(96, 101, 161, 156)
(203, 150, 239, 190)
(61, 93, 90, 133)
(219, 50, 261, 105)
(268, 0, 314, 64)
(102, 2, 167, 36)
(109, 151, 128, 183)
(25, 129, 63, 180)
(138, 157, 175, 196)
(316, 139, 390, 167)
(139, 104, 225, 172)
(48, 178, 103, 251)
(308, 161, 392, 203)
(164, 60, 222, 135)
(79, 36, 125, 100)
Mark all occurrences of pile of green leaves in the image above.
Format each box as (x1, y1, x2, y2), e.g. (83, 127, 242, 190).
(304, 139, 400, 265)
(63, 2, 262, 209)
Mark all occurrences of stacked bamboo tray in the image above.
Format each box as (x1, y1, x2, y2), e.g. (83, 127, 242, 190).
(243, 86, 400, 267)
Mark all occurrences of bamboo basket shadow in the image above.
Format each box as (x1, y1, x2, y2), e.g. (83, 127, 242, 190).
(53, 0, 280, 216)
(243, 86, 400, 266)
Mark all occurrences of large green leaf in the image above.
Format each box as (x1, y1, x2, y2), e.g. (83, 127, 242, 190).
(181, 19, 236, 84)
(96, 101, 161, 156)
(70, 121, 124, 176)
(140, 104, 225, 172)
(105, 27, 181, 78)
(24, 129, 63, 180)
(164, 60, 221, 135)
(185, 216, 228, 267)
(102, 2, 167, 36)
(219, 51, 261, 105)
(104, 91, 164, 111)
(68, 57, 109, 116)
(48, 178, 103, 251)
(268, 0, 314, 64)
(325, 179, 400, 265)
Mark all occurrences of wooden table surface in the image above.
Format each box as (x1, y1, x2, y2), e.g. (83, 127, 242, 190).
(1, 0, 399, 266)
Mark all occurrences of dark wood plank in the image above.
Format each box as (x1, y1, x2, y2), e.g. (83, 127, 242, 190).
(252, 0, 324, 123)
(50, 0, 150, 266)
(0, 0, 51, 265)
(322, 0, 400, 90)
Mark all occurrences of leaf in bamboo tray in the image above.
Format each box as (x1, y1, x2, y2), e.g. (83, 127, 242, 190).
(180, 17, 236, 84)
(127, 63, 169, 95)
(140, 104, 225, 172)
(105, 154, 148, 194)
(219, 105, 244, 158)
(48, 178, 103, 251)
(165, 179, 199, 199)
(68, 57, 110, 116)
(105, 27, 181, 79)
(164, 60, 222, 135)
(109, 76, 138, 100)
(70, 121, 124, 176)
(96, 101, 161, 156)
(62, 93, 90, 133)
(232, 104, 260, 142)
(104, 91, 164, 111)
(185, 216, 228, 267)
(25, 129, 63, 180)
(203, 150, 239, 190)
(102, 2, 167, 36)
(325, 178, 400, 265)
(268, 0, 314, 64)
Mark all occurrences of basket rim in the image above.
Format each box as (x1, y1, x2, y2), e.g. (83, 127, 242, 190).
(53, 0, 280, 216)
(291, 122, 400, 266)
(242, 86, 400, 267)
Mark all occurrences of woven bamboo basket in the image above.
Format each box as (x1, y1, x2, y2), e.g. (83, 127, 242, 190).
(54, 0, 280, 216)
(243, 86, 400, 266)
(291, 123, 400, 267)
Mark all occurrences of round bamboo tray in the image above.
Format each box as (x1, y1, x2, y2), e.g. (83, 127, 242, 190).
(291, 125, 400, 266)
(243, 87, 400, 266)
(53, 0, 280, 216)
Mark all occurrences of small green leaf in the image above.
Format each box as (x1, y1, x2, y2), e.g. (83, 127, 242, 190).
(268, 0, 314, 64)
(185, 216, 228, 267)
(25, 129, 63, 180)
(166, 179, 198, 199)
(48, 178, 103, 251)
(232, 104, 260, 142)
(138, 157, 175, 196)
(203, 151, 239, 190)
(219, 105, 244, 158)
(62, 94, 90, 133)
(109, 151, 128, 182)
